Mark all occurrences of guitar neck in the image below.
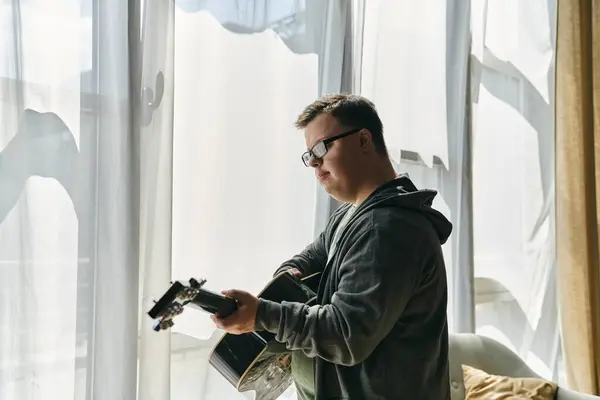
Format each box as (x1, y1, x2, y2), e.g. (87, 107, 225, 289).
(189, 288, 238, 317)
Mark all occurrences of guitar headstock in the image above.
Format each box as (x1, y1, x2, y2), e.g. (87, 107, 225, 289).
(147, 278, 207, 332)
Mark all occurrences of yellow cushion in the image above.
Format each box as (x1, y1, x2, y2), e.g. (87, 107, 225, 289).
(462, 364, 558, 399)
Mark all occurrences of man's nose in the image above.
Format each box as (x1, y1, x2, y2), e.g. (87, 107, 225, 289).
(308, 156, 321, 168)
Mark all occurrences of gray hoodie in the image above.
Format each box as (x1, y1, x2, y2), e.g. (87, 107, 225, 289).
(255, 175, 452, 399)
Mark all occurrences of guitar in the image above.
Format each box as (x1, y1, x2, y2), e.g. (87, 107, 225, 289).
(148, 271, 321, 400)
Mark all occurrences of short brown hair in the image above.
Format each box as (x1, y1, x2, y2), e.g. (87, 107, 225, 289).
(295, 93, 387, 156)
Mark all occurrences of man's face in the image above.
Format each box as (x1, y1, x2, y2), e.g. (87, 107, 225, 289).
(303, 114, 364, 202)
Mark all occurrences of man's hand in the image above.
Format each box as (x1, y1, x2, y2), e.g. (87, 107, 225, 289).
(284, 268, 302, 278)
(210, 289, 260, 335)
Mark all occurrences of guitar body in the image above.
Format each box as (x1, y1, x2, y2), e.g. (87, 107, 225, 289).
(209, 271, 321, 400)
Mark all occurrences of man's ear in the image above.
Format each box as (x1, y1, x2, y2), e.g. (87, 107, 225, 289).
(359, 129, 374, 153)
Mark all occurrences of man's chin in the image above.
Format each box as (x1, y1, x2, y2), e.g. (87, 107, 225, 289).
(319, 182, 350, 203)
(318, 178, 331, 189)
(320, 180, 338, 198)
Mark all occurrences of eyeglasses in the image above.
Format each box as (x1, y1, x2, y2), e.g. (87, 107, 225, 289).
(301, 128, 362, 167)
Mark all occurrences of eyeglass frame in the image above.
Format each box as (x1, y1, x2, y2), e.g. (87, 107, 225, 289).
(301, 127, 363, 167)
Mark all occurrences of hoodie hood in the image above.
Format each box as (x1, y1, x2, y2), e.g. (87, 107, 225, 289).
(357, 174, 453, 244)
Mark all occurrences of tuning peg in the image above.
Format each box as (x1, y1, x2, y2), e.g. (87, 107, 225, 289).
(189, 278, 207, 288)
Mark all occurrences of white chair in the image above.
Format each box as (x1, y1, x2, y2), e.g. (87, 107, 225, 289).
(449, 333, 600, 400)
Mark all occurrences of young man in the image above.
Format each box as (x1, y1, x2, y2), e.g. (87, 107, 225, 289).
(212, 94, 452, 399)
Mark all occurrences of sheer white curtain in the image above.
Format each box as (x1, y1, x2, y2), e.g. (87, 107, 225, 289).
(170, 4, 318, 340)
(147, 1, 353, 399)
(358, 0, 473, 334)
(470, 0, 562, 383)
(361, 0, 450, 168)
(0, 1, 139, 399)
(137, 0, 175, 399)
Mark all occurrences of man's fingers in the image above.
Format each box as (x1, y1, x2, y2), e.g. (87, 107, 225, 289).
(211, 310, 236, 326)
(210, 314, 222, 327)
(221, 289, 245, 300)
(287, 268, 302, 277)
(211, 314, 245, 335)
(211, 288, 258, 336)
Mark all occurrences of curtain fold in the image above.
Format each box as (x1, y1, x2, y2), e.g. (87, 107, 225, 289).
(136, 1, 176, 399)
(91, 0, 140, 397)
(555, 0, 600, 394)
(446, 0, 474, 334)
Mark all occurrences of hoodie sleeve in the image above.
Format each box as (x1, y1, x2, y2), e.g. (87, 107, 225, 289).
(273, 230, 328, 277)
(255, 222, 429, 366)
